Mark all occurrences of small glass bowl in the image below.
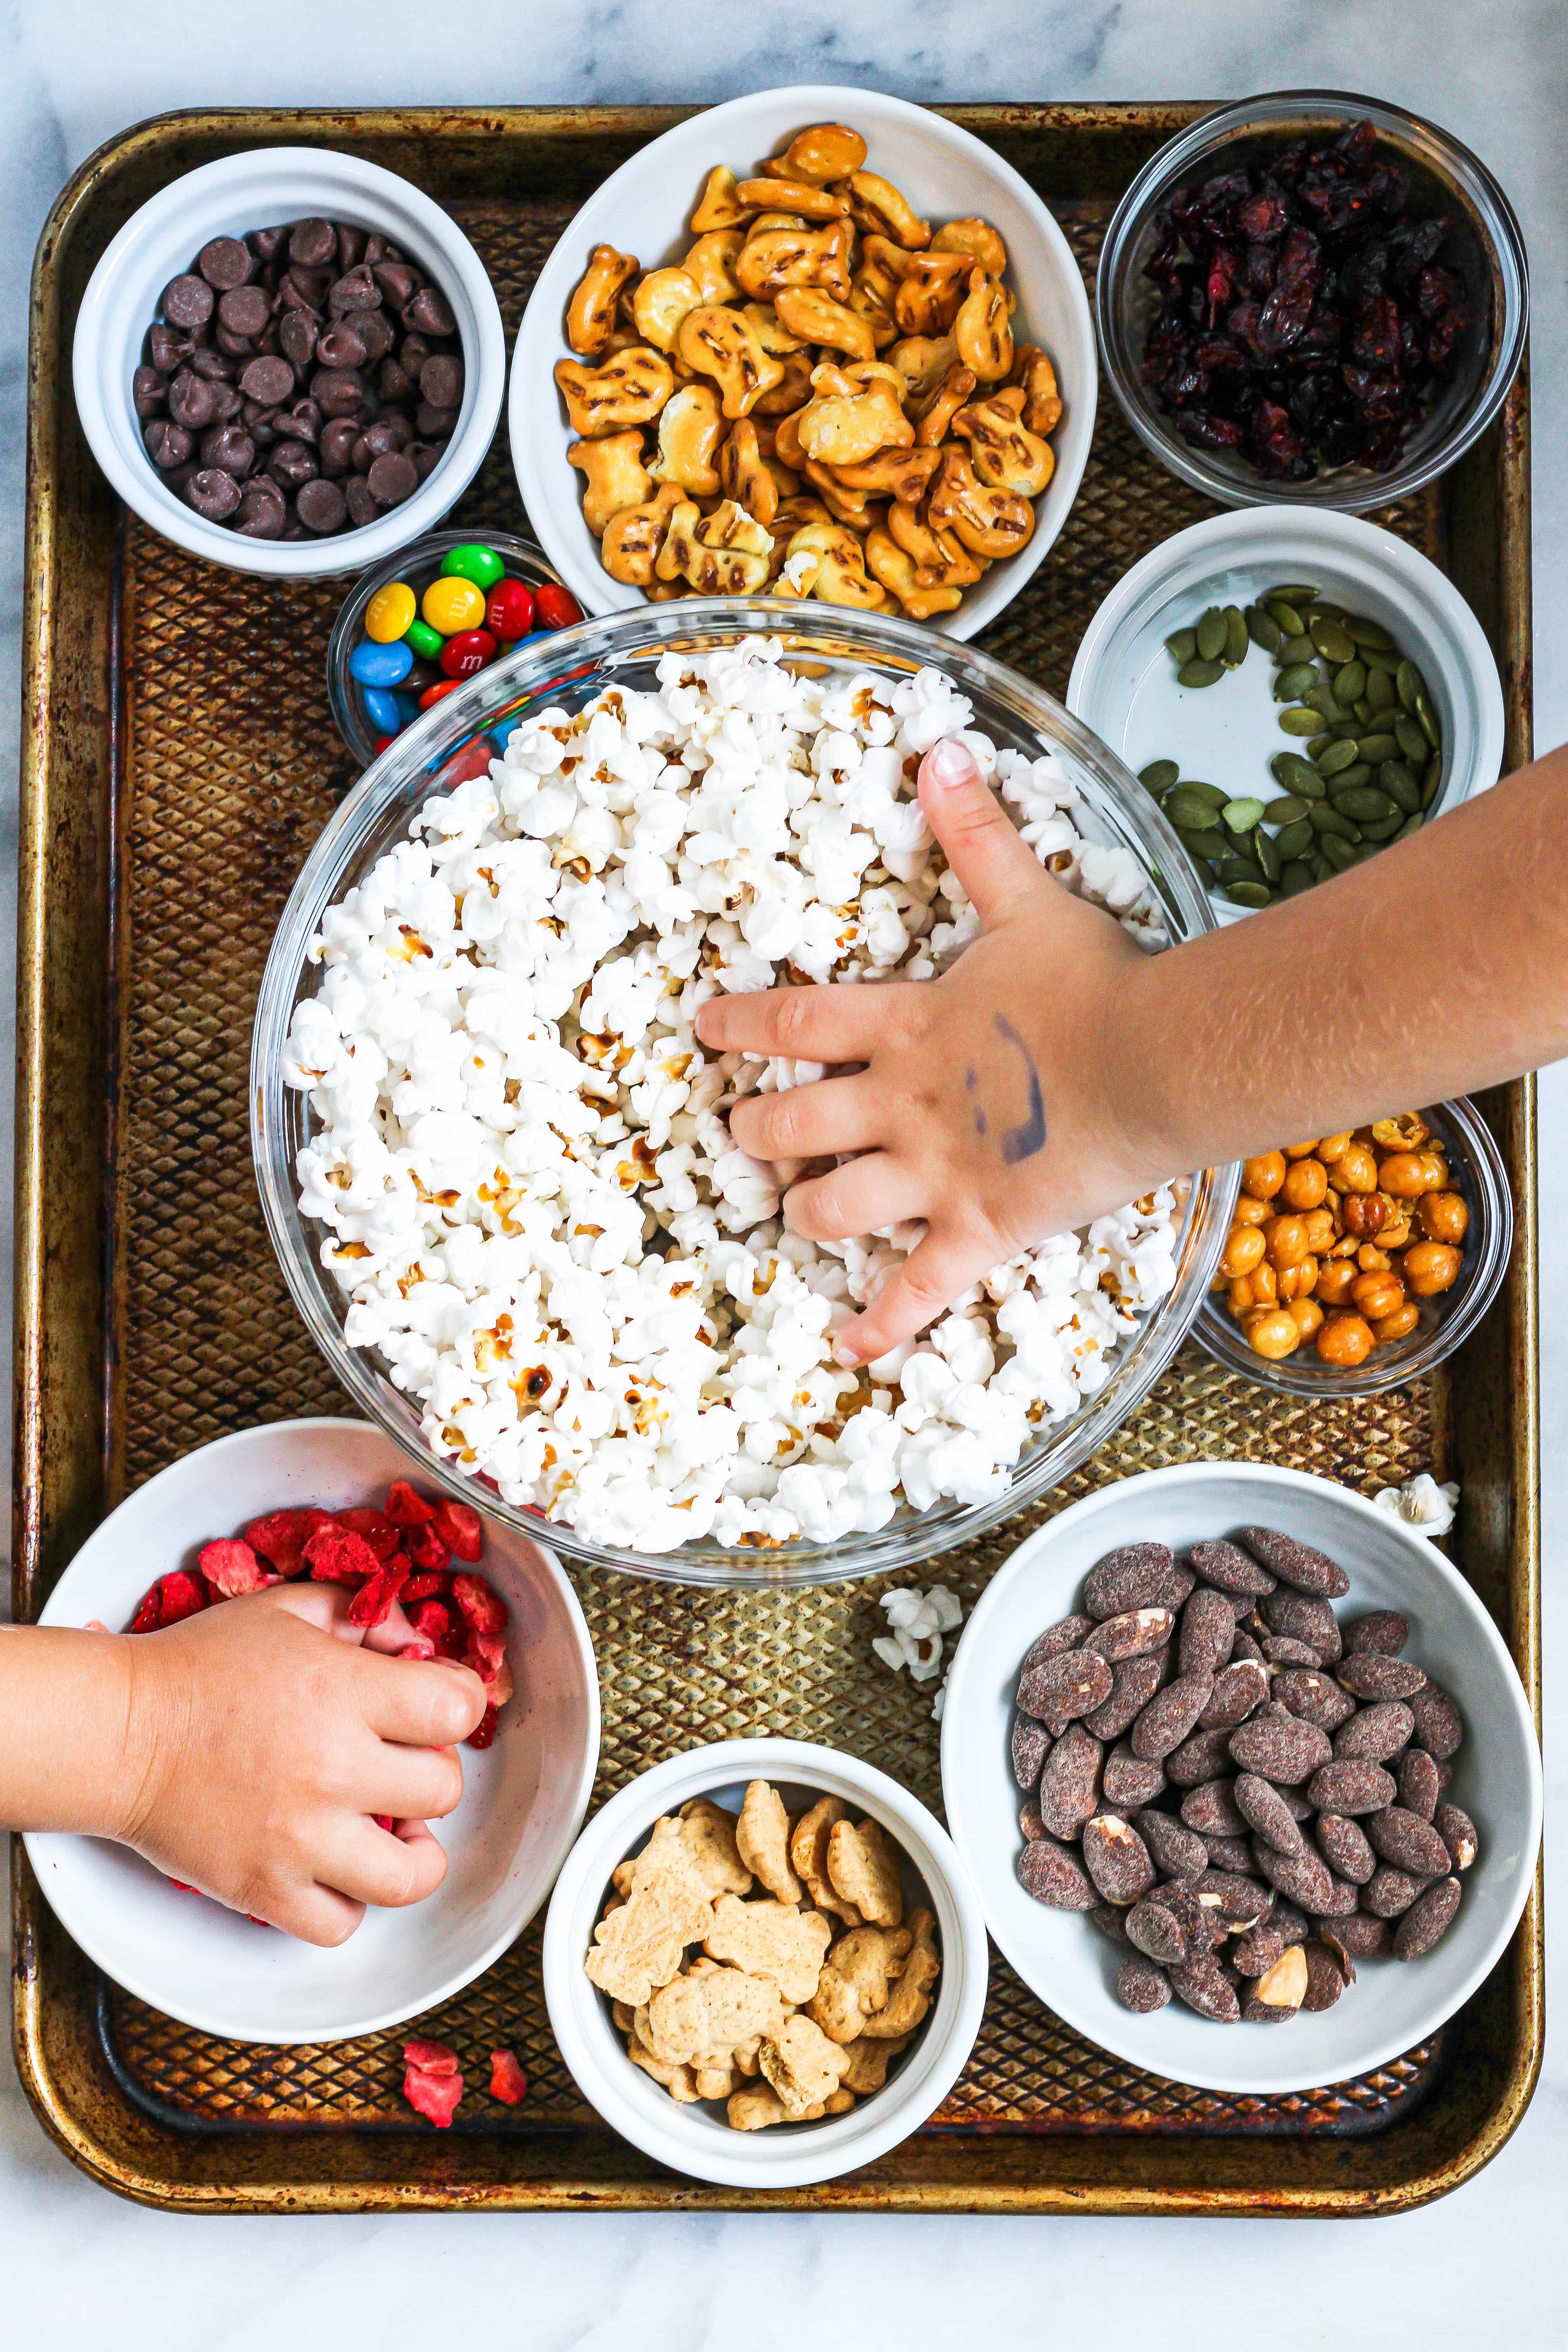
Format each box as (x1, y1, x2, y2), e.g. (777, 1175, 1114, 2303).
(1097, 89, 1528, 512)
(1196, 1096, 1512, 1398)
(254, 598, 1239, 1589)
(325, 528, 570, 767)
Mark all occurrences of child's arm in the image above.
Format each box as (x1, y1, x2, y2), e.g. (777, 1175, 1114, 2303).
(698, 732, 1568, 1367)
(1, 1584, 487, 1945)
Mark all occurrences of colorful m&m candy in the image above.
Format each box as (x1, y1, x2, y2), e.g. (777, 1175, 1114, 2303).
(349, 542, 581, 758)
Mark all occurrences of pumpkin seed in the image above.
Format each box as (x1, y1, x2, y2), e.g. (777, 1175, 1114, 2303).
(1328, 713, 1364, 737)
(1222, 605, 1249, 666)
(1379, 760, 1421, 813)
(1362, 645, 1402, 674)
(1274, 663, 1318, 701)
(1395, 812, 1426, 844)
(1281, 859, 1316, 898)
(1270, 752, 1325, 799)
(1346, 616, 1395, 651)
(1310, 853, 1333, 883)
(1265, 583, 1319, 602)
(1310, 616, 1357, 663)
(1353, 696, 1376, 726)
(1396, 658, 1425, 713)
(1334, 786, 1398, 823)
(1217, 855, 1262, 885)
(1367, 666, 1396, 710)
(1166, 628, 1198, 664)
(1275, 817, 1316, 860)
(1266, 599, 1307, 638)
(1167, 788, 1223, 829)
(1279, 707, 1321, 736)
(1333, 659, 1367, 705)
(1222, 796, 1266, 832)
(1315, 737, 1362, 777)
(1278, 632, 1316, 664)
(1177, 657, 1225, 688)
(1303, 681, 1341, 719)
(1354, 733, 1399, 764)
(1310, 803, 1360, 842)
(1225, 880, 1274, 909)
(1394, 714, 1428, 765)
(1174, 825, 1221, 867)
(1195, 606, 1227, 662)
(1421, 753, 1443, 809)
(1310, 602, 1348, 621)
(1174, 778, 1230, 808)
(1245, 604, 1283, 654)
(1321, 833, 1359, 872)
(1327, 762, 1371, 793)
(1358, 813, 1406, 842)
(1417, 695, 1440, 748)
(1262, 795, 1310, 824)
(1307, 732, 1332, 758)
(1138, 759, 1180, 796)
(1253, 827, 1282, 882)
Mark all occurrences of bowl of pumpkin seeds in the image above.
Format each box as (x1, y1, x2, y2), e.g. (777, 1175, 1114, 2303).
(1067, 508, 1505, 920)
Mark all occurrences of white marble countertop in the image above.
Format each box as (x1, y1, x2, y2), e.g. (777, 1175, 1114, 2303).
(2, 5, 1564, 2341)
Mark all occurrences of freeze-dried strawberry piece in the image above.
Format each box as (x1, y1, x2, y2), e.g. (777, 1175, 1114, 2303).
(337, 1507, 400, 1560)
(305, 1524, 381, 1586)
(401, 1569, 453, 1602)
(199, 1538, 275, 1597)
(130, 1586, 162, 1633)
(403, 2037, 459, 2076)
(155, 1569, 211, 1626)
(467, 1628, 513, 1710)
(403, 2062, 464, 2128)
(467, 1705, 499, 1751)
(489, 2049, 528, 2105)
(245, 1509, 312, 1575)
(386, 1479, 436, 1529)
(452, 1573, 507, 1634)
(403, 1521, 450, 1572)
(432, 1499, 483, 1562)
(372, 1813, 394, 1833)
(410, 1599, 451, 1644)
(348, 1555, 410, 1629)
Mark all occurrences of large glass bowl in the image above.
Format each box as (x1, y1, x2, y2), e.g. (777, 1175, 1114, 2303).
(252, 599, 1239, 1587)
(1096, 89, 1528, 512)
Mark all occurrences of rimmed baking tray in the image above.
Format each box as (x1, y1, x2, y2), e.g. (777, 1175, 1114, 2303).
(13, 101, 1539, 2213)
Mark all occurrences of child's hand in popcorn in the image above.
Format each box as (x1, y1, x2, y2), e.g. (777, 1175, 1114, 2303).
(1, 1583, 487, 1945)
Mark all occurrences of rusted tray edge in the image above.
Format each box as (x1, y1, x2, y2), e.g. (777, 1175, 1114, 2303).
(12, 101, 1542, 2218)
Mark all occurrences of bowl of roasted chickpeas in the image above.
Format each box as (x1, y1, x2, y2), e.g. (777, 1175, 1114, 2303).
(1196, 1099, 1512, 1395)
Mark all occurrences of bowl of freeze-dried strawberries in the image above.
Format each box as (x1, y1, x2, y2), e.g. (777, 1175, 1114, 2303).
(24, 1418, 599, 2042)
(1097, 91, 1526, 512)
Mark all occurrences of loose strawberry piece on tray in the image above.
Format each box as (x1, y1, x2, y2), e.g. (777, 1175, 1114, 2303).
(403, 2038, 464, 2128)
(404, 2038, 460, 2075)
(489, 2048, 528, 2105)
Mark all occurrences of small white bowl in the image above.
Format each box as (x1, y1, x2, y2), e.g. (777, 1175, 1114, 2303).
(510, 84, 1096, 640)
(940, 1462, 1541, 2098)
(23, 1419, 599, 2043)
(542, 1737, 988, 2188)
(72, 148, 507, 578)
(1065, 506, 1505, 922)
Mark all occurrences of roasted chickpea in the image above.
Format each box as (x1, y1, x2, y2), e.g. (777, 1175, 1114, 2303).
(1220, 1224, 1266, 1279)
(1315, 1259, 1359, 1308)
(1227, 1276, 1257, 1316)
(1317, 1312, 1374, 1367)
(1356, 1243, 1393, 1272)
(1281, 1157, 1328, 1212)
(1232, 1191, 1272, 1228)
(1372, 1301, 1421, 1343)
(1303, 1206, 1338, 1254)
(1418, 1189, 1470, 1244)
(1317, 1131, 1354, 1164)
(1241, 1151, 1287, 1200)
(1371, 1113, 1430, 1152)
(1276, 1254, 1318, 1303)
(1246, 1308, 1301, 1361)
(1418, 1152, 1450, 1191)
(1351, 1270, 1406, 1321)
(1403, 1240, 1463, 1297)
(1249, 1259, 1278, 1307)
(1263, 1214, 1310, 1270)
(1335, 1142, 1378, 1194)
(1283, 1140, 1321, 1160)
(1378, 1151, 1429, 1199)
(1342, 1191, 1387, 1240)
(1381, 1210, 1415, 1249)
(1287, 1296, 1325, 1342)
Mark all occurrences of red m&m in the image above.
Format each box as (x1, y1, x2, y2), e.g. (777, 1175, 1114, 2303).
(439, 628, 498, 679)
(535, 583, 584, 629)
(485, 578, 535, 643)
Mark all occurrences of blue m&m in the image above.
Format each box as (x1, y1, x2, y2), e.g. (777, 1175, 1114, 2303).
(349, 637, 415, 688)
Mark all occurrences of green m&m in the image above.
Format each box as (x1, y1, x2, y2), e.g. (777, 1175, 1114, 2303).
(439, 541, 506, 591)
(403, 617, 445, 661)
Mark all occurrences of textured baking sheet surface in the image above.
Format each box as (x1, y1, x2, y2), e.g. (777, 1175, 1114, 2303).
(103, 194, 1445, 2141)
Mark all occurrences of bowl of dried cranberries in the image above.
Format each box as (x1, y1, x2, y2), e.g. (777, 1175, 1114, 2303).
(1096, 90, 1526, 511)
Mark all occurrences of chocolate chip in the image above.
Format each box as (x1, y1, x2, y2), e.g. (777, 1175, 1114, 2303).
(416, 401, 461, 440)
(312, 366, 365, 418)
(419, 352, 464, 410)
(148, 323, 192, 372)
(219, 283, 270, 339)
(337, 225, 367, 270)
(189, 347, 240, 383)
(296, 476, 348, 534)
(267, 438, 319, 489)
(162, 273, 214, 328)
(198, 424, 255, 477)
(289, 262, 335, 307)
(344, 475, 379, 527)
(374, 260, 419, 309)
(289, 216, 337, 267)
(167, 370, 219, 430)
(183, 466, 242, 520)
(133, 365, 168, 418)
(317, 322, 368, 370)
(358, 309, 396, 364)
(319, 417, 360, 475)
(235, 477, 287, 537)
(330, 263, 383, 314)
(198, 236, 253, 290)
(247, 225, 288, 261)
(143, 418, 192, 469)
(240, 355, 296, 407)
(279, 309, 319, 370)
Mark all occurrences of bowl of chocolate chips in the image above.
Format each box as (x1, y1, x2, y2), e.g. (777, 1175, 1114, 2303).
(73, 146, 506, 576)
(1096, 90, 1527, 511)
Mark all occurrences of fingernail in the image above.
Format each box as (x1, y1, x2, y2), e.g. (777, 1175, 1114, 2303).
(924, 736, 972, 788)
(832, 1338, 860, 1368)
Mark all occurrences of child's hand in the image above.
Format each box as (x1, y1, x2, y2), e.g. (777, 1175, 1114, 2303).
(696, 737, 1172, 1366)
(114, 1582, 488, 1945)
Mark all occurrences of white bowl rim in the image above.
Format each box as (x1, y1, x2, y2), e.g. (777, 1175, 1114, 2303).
(23, 1416, 602, 2042)
(509, 81, 1097, 642)
(71, 145, 508, 579)
(939, 1459, 1542, 2098)
(542, 1734, 990, 2187)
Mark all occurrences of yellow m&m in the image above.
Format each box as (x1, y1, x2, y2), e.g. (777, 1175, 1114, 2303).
(364, 580, 417, 643)
(421, 575, 487, 636)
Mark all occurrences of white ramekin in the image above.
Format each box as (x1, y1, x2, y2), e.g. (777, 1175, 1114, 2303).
(511, 85, 1097, 640)
(542, 1737, 989, 2188)
(1066, 506, 1506, 923)
(72, 147, 506, 579)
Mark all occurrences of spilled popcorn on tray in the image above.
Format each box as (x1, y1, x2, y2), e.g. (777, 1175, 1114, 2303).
(1373, 1474, 1459, 1538)
(873, 1584, 964, 1720)
(284, 634, 1178, 1554)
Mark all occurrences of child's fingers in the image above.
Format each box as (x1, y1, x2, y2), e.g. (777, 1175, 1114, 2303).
(368, 1740, 465, 1824)
(831, 1228, 993, 1367)
(729, 1071, 884, 1164)
(362, 1652, 488, 1749)
(696, 980, 903, 1063)
(266, 1883, 367, 1949)
(918, 738, 1046, 931)
(781, 1151, 927, 1247)
(316, 1815, 450, 1911)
